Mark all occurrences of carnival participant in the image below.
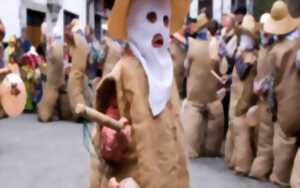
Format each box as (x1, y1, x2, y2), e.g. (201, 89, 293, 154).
(225, 15, 259, 175)
(181, 12, 224, 157)
(65, 19, 94, 120)
(249, 13, 275, 180)
(263, 1, 300, 186)
(89, 0, 190, 187)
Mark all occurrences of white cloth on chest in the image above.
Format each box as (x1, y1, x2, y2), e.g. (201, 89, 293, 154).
(127, 0, 173, 116)
(239, 34, 255, 51)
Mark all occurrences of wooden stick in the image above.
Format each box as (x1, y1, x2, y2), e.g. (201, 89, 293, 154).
(210, 70, 225, 84)
(75, 104, 123, 131)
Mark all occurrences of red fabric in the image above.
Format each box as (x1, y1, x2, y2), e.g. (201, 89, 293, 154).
(100, 98, 130, 162)
(21, 54, 39, 69)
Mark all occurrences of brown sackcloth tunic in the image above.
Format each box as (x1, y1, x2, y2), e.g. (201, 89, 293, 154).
(249, 45, 274, 179)
(90, 55, 190, 188)
(226, 50, 258, 175)
(182, 38, 224, 157)
(67, 33, 93, 116)
(268, 38, 300, 187)
(169, 38, 185, 97)
(101, 36, 122, 76)
(37, 41, 65, 122)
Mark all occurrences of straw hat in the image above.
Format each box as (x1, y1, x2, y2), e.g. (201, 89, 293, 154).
(108, 0, 190, 40)
(191, 13, 209, 34)
(264, 0, 299, 35)
(260, 13, 271, 25)
(236, 15, 258, 39)
(8, 35, 16, 44)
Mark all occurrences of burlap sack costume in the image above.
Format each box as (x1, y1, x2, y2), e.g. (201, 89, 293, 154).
(249, 42, 275, 179)
(101, 36, 122, 76)
(291, 149, 300, 188)
(169, 36, 186, 98)
(182, 37, 224, 158)
(67, 32, 93, 118)
(91, 58, 189, 188)
(268, 36, 300, 187)
(37, 41, 65, 122)
(224, 15, 259, 175)
(263, 2, 300, 186)
(90, 0, 190, 187)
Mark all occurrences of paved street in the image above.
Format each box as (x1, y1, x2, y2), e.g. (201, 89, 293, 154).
(0, 114, 278, 188)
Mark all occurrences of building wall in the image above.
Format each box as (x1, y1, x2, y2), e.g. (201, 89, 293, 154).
(213, 0, 232, 22)
(0, 0, 22, 41)
(0, 0, 87, 42)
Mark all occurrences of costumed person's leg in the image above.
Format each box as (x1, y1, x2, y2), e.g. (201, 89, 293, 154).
(249, 102, 274, 179)
(225, 125, 235, 169)
(291, 148, 300, 188)
(58, 90, 73, 120)
(270, 123, 297, 187)
(205, 100, 224, 156)
(231, 116, 254, 175)
(181, 99, 206, 158)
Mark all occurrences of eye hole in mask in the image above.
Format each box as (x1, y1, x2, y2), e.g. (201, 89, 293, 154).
(146, 12, 157, 23)
(163, 15, 169, 27)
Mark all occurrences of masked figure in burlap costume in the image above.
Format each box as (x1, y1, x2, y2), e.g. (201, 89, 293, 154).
(261, 1, 300, 187)
(65, 19, 93, 120)
(181, 13, 224, 158)
(247, 13, 276, 180)
(224, 15, 259, 175)
(90, 0, 190, 187)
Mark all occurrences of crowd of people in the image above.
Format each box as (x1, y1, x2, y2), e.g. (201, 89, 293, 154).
(178, 1, 300, 187)
(1, 0, 300, 187)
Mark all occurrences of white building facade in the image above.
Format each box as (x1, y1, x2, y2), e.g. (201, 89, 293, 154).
(0, 0, 87, 42)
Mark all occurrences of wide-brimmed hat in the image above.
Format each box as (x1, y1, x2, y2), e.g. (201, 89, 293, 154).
(8, 35, 16, 44)
(108, 0, 190, 40)
(264, 0, 299, 35)
(190, 13, 209, 34)
(236, 15, 258, 39)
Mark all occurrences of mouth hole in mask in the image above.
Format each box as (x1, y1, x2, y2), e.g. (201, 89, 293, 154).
(146, 11, 157, 24)
(152, 33, 164, 48)
(163, 15, 169, 27)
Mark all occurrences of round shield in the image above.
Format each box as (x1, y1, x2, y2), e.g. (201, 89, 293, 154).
(0, 73, 27, 117)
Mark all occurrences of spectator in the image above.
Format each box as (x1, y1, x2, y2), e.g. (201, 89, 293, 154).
(4, 35, 16, 66)
(234, 6, 247, 25)
(20, 28, 32, 53)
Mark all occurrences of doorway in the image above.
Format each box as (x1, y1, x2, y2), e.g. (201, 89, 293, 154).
(26, 9, 46, 47)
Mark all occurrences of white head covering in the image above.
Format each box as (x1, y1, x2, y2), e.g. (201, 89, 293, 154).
(239, 34, 255, 50)
(127, 0, 173, 116)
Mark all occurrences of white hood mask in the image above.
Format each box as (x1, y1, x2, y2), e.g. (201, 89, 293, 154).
(127, 0, 173, 116)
